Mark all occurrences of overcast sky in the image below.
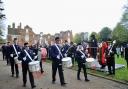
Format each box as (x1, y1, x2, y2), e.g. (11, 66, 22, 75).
(4, 0, 127, 35)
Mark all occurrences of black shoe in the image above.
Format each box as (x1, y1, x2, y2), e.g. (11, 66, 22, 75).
(31, 85, 36, 89)
(61, 83, 67, 87)
(41, 70, 44, 74)
(52, 81, 55, 84)
(85, 79, 90, 82)
(22, 84, 26, 87)
(16, 75, 19, 78)
(11, 74, 14, 77)
(77, 78, 81, 80)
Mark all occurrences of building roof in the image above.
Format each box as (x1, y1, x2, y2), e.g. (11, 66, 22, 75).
(8, 28, 21, 35)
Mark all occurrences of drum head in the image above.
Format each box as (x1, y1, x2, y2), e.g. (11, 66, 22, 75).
(29, 61, 39, 65)
(86, 58, 95, 62)
(62, 57, 71, 61)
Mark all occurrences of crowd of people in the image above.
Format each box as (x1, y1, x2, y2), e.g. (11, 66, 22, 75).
(1, 35, 128, 88)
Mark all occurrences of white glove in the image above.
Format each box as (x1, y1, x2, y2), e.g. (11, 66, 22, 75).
(59, 63, 62, 66)
(14, 56, 18, 60)
(110, 50, 113, 53)
(64, 53, 67, 57)
(81, 55, 84, 58)
(18, 52, 20, 54)
(34, 55, 38, 59)
(10, 54, 13, 57)
(57, 55, 60, 59)
(23, 57, 26, 61)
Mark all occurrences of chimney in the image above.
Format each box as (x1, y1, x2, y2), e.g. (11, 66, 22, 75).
(12, 23, 15, 28)
(19, 22, 22, 28)
(8, 25, 11, 29)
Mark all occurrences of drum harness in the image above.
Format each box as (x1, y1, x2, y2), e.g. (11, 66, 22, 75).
(79, 50, 87, 64)
(24, 50, 33, 62)
(12, 44, 19, 57)
(55, 43, 63, 58)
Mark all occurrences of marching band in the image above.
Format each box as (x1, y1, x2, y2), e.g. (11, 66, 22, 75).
(1, 36, 127, 89)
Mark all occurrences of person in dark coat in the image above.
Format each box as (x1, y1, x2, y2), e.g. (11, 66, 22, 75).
(124, 44, 128, 69)
(61, 40, 70, 57)
(90, 35, 98, 59)
(50, 37, 67, 86)
(75, 43, 89, 81)
(5, 42, 11, 65)
(106, 40, 116, 75)
(9, 38, 21, 78)
(1, 43, 6, 60)
(67, 42, 77, 66)
(19, 42, 36, 89)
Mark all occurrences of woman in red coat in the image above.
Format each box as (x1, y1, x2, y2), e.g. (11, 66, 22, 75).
(101, 41, 108, 69)
(41, 47, 47, 62)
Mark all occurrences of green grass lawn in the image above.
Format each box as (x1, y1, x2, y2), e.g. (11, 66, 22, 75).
(86, 55, 128, 82)
(114, 56, 128, 82)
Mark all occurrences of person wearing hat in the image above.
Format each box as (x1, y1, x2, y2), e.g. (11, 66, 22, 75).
(19, 42, 36, 88)
(9, 38, 21, 78)
(75, 43, 90, 81)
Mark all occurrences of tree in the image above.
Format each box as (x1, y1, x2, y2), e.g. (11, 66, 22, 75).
(89, 32, 99, 41)
(112, 23, 128, 44)
(0, 0, 6, 43)
(121, 3, 128, 29)
(99, 27, 112, 41)
(73, 33, 82, 44)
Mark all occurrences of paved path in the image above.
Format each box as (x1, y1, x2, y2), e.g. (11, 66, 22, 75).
(0, 53, 128, 89)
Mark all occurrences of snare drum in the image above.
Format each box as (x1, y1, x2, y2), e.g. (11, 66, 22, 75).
(14, 57, 21, 64)
(29, 61, 40, 72)
(86, 58, 95, 62)
(62, 57, 72, 68)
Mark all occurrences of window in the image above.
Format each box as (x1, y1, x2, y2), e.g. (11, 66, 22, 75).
(25, 34, 29, 41)
(68, 33, 70, 37)
(26, 29, 28, 33)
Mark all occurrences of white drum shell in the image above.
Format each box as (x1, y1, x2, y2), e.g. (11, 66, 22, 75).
(14, 58, 21, 64)
(29, 61, 40, 72)
(62, 57, 72, 68)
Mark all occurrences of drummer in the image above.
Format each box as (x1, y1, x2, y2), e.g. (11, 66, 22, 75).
(75, 43, 90, 81)
(19, 42, 36, 88)
(50, 37, 67, 86)
(9, 38, 21, 78)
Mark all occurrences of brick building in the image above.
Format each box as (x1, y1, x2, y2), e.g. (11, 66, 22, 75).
(42, 30, 73, 45)
(7, 23, 37, 46)
(7, 23, 73, 46)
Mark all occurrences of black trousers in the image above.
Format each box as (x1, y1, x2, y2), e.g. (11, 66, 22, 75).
(2, 52, 6, 60)
(92, 49, 97, 59)
(40, 60, 43, 72)
(52, 61, 65, 84)
(77, 62, 88, 80)
(10, 58, 19, 76)
(22, 63, 35, 87)
(126, 59, 128, 69)
(107, 58, 115, 74)
(6, 55, 10, 65)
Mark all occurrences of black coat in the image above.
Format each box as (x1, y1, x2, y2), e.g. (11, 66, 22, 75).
(125, 47, 128, 60)
(19, 49, 35, 64)
(50, 44, 63, 64)
(75, 50, 87, 64)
